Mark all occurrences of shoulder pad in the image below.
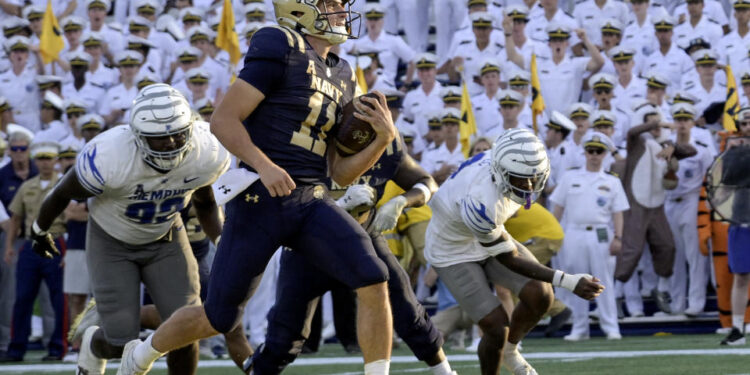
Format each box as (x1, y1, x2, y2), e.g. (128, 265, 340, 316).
(606, 170, 619, 177)
(257, 25, 305, 54)
(695, 140, 708, 148)
(459, 40, 472, 45)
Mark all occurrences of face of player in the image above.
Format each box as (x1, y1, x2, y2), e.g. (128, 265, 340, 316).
(481, 71, 500, 93)
(417, 68, 437, 85)
(601, 32, 621, 50)
(320, 0, 348, 36)
(34, 156, 57, 177)
(500, 104, 521, 122)
(614, 59, 633, 77)
(593, 124, 614, 138)
(584, 146, 606, 170)
(10, 49, 29, 68)
(473, 26, 491, 43)
(674, 117, 694, 136)
(9, 140, 30, 164)
(146, 131, 188, 154)
(470, 139, 491, 156)
(687, 1, 704, 18)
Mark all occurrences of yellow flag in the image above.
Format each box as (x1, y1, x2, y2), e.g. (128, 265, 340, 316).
(355, 63, 368, 94)
(216, 0, 241, 66)
(39, 0, 63, 65)
(530, 53, 545, 135)
(723, 65, 739, 132)
(460, 82, 477, 158)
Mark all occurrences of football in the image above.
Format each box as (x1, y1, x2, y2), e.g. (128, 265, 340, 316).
(335, 92, 379, 156)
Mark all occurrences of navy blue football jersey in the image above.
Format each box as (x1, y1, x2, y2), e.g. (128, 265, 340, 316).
(237, 25, 358, 181)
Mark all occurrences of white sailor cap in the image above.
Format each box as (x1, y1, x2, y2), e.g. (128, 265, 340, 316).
(547, 110, 576, 132)
(185, 67, 211, 84)
(128, 16, 153, 32)
(507, 69, 531, 86)
(176, 45, 202, 63)
(115, 50, 144, 66)
(364, 3, 386, 18)
(567, 102, 593, 119)
(582, 130, 614, 151)
(187, 25, 214, 42)
(608, 45, 636, 61)
(58, 137, 82, 158)
(470, 11, 494, 27)
(64, 98, 88, 116)
(135, 0, 162, 15)
(135, 71, 161, 90)
(43, 91, 64, 112)
(589, 72, 617, 90)
(644, 70, 670, 88)
(243, 3, 267, 18)
(66, 50, 92, 66)
(194, 97, 215, 115)
(30, 141, 60, 159)
(77, 113, 105, 130)
(22, 5, 44, 21)
(61, 16, 85, 32)
(590, 109, 616, 127)
(505, 4, 530, 20)
(670, 102, 697, 119)
(441, 107, 462, 123)
(479, 57, 501, 75)
(546, 21, 571, 38)
(179, 7, 205, 23)
(441, 86, 462, 103)
(126, 34, 157, 50)
(3, 35, 31, 51)
(242, 21, 264, 39)
(414, 52, 438, 68)
(35, 74, 63, 89)
(86, 0, 111, 11)
(497, 89, 523, 106)
(7, 124, 34, 142)
(600, 18, 623, 34)
(691, 49, 718, 65)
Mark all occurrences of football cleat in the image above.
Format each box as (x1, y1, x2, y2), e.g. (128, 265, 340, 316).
(502, 345, 538, 375)
(69, 299, 101, 343)
(77, 326, 106, 375)
(117, 340, 152, 375)
(720, 328, 746, 346)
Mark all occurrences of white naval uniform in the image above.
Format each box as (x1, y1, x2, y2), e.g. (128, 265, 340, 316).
(84, 24, 125, 56)
(613, 76, 647, 107)
(419, 142, 466, 176)
(425, 152, 522, 267)
(0, 68, 40, 133)
(664, 139, 714, 314)
(86, 64, 118, 90)
(672, 16, 723, 52)
(718, 30, 750, 69)
(684, 79, 726, 129)
(381, 0, 430, 53)
(451, 40, 507, 96)
(527, 8, 581, 47)
(446, 27, 506, 63)
(36, 120, 73, 144)
(622, 17, 655, 57)
(572, 0, 630, 47)
(402, 83, 444, 137)
(98, 83, 139, 124)
(434, 0, 469, 61)
(537, 55, 589, 113)
(672, 0, 729, 31)
(549, 167, 629, 337)
(75, 122, 230, 245)
(62, 80, 106, 114)
(642, 44, 695, 97)
(472, 92, 500, 137)
(351, 31, 416, 85)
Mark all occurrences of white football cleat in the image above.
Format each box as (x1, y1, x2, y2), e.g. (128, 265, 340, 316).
(69, 299, 101, 343)
(117, 340, 152, 375)
(77, 326, 106, 375)
(502, 345, 538, 375)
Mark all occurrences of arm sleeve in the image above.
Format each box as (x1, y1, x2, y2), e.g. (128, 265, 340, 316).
(237, 28, 290, 96)
(75, 142, 108, 195)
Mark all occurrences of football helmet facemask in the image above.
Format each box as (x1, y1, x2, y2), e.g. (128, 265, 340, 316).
(273, 0, 360, 45)
(130, 83, 194, 172)
(491, 128, 550, 208)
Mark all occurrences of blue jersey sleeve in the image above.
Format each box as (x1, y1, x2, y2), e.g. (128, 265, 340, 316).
(238, 27, 290, 96)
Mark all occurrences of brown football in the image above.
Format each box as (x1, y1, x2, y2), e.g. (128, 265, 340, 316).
(335, 92, 379, 156)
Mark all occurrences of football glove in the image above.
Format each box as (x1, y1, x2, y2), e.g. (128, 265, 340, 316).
(336, 184, 376, 211)
(372, 195, 408, 232)
(31, 221, 60, 259)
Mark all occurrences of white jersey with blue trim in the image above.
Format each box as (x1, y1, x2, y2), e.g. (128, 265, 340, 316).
(75, 121, 230, 245)
(425, 152, 522, 267)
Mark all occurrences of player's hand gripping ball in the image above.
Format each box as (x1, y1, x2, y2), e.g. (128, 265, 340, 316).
(335, 92, 379, 156)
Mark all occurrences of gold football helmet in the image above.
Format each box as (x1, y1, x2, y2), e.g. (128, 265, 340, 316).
(272, 0, 360, 44)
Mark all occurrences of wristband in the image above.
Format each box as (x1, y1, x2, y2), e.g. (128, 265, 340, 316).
(412, 183, 432, 203)
(552, 270, 584, 292)
(32, 221, 47, 236)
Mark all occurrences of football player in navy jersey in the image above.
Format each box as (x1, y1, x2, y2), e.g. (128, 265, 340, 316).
(246, 135, 458, 375)
(118, 1, 399, 374)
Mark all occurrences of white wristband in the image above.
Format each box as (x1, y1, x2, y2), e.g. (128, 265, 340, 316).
(552, 270, 590, 292)
(552, 270, 565, 287)
(32, 221, 47, 235)
(412, 183, 431, 203)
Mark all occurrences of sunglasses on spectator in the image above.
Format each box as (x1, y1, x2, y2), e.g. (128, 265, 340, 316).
(585, 148, 606, 155)
(594, 89, 612, 95)
(10, 145, 28, 152)
(739, 120, 750, 127)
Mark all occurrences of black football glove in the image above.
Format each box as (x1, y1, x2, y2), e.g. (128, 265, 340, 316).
(31, 221, 60, 259)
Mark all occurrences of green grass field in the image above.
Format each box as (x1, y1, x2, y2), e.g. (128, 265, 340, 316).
(2, 334, 749, 374)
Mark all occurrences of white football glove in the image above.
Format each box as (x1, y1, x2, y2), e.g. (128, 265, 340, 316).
(372, 195, 408, 232)
(336, 184, 376, 211)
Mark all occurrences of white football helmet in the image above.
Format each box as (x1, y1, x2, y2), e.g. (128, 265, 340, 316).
(490, 128, 550, 208)
(273, 0, 360, 45)
(130, 83, 193, 171)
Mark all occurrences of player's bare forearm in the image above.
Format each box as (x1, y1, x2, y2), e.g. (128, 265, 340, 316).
(329, 138, 390, 186)
(192, 186, 223, 243)
(392, 154, 438, 208)
(37, 169, 93, 231)
(495, 248, 556, 283)
(210, 80, 267, 169)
